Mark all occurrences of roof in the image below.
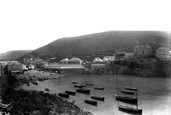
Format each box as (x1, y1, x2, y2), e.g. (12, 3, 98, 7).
(134, 45, 152, 49)
(69, 58, 82, 61)
(60, 58, 69, 62)
(157, 47, 169, 50)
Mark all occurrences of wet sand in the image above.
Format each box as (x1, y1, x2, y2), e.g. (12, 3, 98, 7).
(20, 71, 171, 115)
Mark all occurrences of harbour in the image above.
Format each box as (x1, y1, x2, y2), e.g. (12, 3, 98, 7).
(20, 71, 171, 115)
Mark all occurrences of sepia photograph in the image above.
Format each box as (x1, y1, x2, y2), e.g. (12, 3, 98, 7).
(0, 0, 171, 115)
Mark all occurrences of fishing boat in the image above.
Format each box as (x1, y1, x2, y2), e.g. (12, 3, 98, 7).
(91, 95, 105, 101)
(31, 80, 38, 85)
(121, 90, 135, 95)
(71, 81, 77, 84)
(125, 79, 138, 91)
(125, 87, 138, 91)
(65, 90, 76, 96)
(21, 80, 29, 84)
(86, 83, 93, 86)
(118, 105, 142, 114)
(116, 80, 142, 114)
(38, 78, 44, 81)
(58, 93, 69, 99)
(76, 88, 90, 95)
(74, 85, 86, 88)
(45, 88, 50, 91)
(94, 87, 104, 90)
(115, 95, 137, 105)
(84, 99, 97, 106)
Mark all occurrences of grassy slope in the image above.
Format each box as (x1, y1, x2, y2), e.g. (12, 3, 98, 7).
(18, 31, 170, 60)
(0, 50, 32, 61)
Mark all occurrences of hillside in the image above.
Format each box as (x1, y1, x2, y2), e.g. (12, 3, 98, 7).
(17, 31, 170, 61)
(0, 50, 32, 61)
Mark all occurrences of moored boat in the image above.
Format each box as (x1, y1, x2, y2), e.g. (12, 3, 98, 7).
(94, 87, 104, 90)
(45, 88, 50, 91)
(31, 80, 38, 85)
(116, 79, 143, 114)
(71, 81, 77, 84)
(121, 90, 135, 95)
(76, 88, 90, 95)
(84, 99, 97, 106)
(65, 90, 76, 96)
(125, 87, 138, 91)
(74, 85, 86, 88)
(115, 95, 137, 105)
(58, 93, 69, 99)
(86, 83, 93, 86)
(118, 105, 142, 114)
(91, 95, 105, 101)
(21, 80, 29, 83)
(38, 78, 44, 81)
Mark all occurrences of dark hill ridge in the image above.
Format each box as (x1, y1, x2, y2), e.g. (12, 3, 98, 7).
(17, 31, 170, 61)
(0, 50, 32, 61)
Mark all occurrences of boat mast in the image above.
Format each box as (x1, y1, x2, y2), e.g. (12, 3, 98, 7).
(116, 79, 119, 106)
(136, 90, 138, 109)
(85, 75, 87, 88)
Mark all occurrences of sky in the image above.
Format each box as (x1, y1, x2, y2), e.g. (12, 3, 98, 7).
(0, 0, 171, 54)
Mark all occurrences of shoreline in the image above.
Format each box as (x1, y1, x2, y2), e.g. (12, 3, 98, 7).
(1, 71, 92, 115)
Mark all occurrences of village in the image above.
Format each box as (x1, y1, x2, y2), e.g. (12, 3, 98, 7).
(0, 42, 171, 77)
(0, 42, 171, 115)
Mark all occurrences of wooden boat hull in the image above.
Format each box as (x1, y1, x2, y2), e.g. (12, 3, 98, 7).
(85, 100, 97, 106)
(125, 87, 138, 91)
(58, 93, 69, 99)
(65, 91, 76, 96)
(118, 105, 142, 114)
(86, 83, 93, 86)
(38, 78, 44, 81)
(115, 95, 137, 105)
(121, 90, 135, 95)
(94, 87, 104, 90)
(91, 96, 105, 101)
(32, 81, 38, 85)
(76, 88, 90, 95)
(71, 81, 77, 84)
(74, 85, 86, 88)
(45, 88, 50, 91)
(21, 80, 29, 83)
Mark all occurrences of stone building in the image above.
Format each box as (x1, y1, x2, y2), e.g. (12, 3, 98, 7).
(134, 44, 152, 57)
(156, 47, 171, 60)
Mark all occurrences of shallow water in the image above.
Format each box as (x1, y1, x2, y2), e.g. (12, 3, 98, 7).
(21, 74, 171, 115)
